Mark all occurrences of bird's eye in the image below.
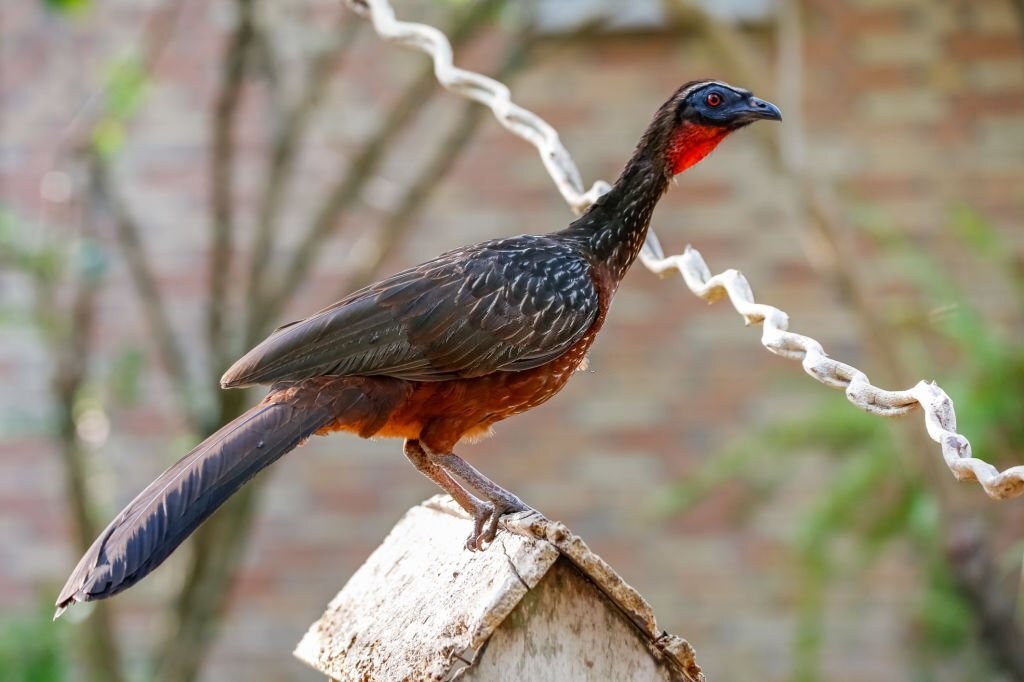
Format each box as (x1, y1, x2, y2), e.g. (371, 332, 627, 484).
(706, 92, 723, 107)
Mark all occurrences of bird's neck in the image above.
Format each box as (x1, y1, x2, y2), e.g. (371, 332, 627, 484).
(563, 121, 729, 282)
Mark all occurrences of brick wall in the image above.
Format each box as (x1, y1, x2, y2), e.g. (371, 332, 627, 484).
(2, 1, 1022, 680)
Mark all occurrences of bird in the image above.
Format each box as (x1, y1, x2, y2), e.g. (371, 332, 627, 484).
(55, 79, 781, 617)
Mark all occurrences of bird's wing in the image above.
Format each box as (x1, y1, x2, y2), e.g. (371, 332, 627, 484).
(221, 237, 600, 387)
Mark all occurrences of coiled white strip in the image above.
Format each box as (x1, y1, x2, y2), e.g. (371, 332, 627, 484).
(344, 0, 1024, 500)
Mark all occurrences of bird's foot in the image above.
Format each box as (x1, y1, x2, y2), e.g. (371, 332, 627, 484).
(465, 494, 531, 551)
(423, 449, 533, 550)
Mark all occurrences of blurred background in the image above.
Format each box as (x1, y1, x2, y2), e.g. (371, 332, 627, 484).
(2, 0, 1023, 680)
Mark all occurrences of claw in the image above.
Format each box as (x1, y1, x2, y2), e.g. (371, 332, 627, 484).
(465, 500, 495, 551)
(463, 498, 532, 551)
(484, 509, 501, 545)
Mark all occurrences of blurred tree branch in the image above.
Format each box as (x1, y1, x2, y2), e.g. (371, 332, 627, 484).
(207, 0, 257, 382)
(91, 158, 201, 429)
(339, 19, 540, 296)
(39, 207, 125, 682)
(15, 2, 191, 682)
(1012, 0, 1024, 57)
(155, 3, 515, 681)
(246, 15, 362, 325)
(948, 523, 1024, 679)
(155, 0, 259, 677)
(2, 178, 125, 682)
(249, 0, 505, 338)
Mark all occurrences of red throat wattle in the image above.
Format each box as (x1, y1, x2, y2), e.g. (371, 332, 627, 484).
(666, 122, 731, 175)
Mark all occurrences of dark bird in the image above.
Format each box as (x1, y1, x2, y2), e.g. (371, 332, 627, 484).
(56, 79, 780, 617)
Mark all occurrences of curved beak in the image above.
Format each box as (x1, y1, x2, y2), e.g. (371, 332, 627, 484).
(736, 96, 783, 124)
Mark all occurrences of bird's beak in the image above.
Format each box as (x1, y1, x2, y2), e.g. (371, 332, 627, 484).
(735, 96, 783, 123)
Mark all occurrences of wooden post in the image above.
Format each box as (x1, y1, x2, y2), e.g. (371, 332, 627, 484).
(295, 496, 704, 681)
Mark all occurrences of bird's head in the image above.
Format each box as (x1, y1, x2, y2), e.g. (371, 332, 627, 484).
(650, 79, 782, 176)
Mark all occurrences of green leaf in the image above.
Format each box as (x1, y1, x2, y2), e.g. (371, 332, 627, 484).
(860, 483, 922, 558)
(796, 446, 892, 556)
(43, 0, 90, 16)
(949, 203, 1000, 259)
(109, 346, 145, 405)
(917, 562, 973, 651)
(103, 58, 148, 120)
(91, 118, 125, 158)
(0, 601, 68, 682)
(87, 58, 149, 158)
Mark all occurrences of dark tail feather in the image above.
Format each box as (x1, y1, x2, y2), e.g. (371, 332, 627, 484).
(55, 399, 334, 618)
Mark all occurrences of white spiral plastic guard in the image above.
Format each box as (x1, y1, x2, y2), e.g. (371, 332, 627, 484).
(344, 0, 1024, 500)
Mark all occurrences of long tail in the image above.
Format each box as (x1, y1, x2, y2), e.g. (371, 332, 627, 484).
(54, 397, 336, 618)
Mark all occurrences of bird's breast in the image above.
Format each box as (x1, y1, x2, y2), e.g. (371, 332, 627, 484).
(366, 324, 599, 450)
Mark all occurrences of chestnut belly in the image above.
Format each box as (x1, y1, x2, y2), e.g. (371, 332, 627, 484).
(313, 331, 594, 451)
(381, 338, 590, 448)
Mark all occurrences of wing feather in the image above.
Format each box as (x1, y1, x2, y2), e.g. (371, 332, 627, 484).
(221, 237, 599, 387)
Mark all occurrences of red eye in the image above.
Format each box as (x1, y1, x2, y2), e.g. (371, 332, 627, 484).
(706, 92, 722, 107)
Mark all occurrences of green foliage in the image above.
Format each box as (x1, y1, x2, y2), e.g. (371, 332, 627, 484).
(0, 209, 111, 344)
(92, 58, 149, 158)
(0, 604, 68, 682)
(862, 205, 1024, 465)
(0, 208, 63, 282)
(42, 0, 90, 16)
(104, 59, 148, 119)
(665, 206, 1021, 681)
(91, 120, 125, 160)
(109, 346, 146, 405)
(655, 399, 885, 518)
(918, 559, 975, 652)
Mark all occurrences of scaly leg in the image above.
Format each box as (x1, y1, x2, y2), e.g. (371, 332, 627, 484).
(403, 440, 495, 543)
(429, 449, 532, 550)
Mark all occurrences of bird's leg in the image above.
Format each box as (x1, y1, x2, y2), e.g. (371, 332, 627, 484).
(428, 450, 532, 550)
(403, 440, 495, 542)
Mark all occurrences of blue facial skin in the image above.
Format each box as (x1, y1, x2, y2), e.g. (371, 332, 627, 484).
(678, 83, 783, 129)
